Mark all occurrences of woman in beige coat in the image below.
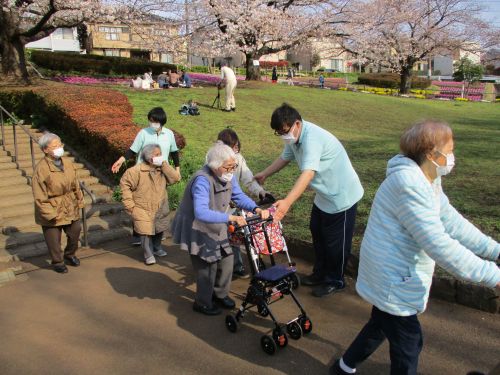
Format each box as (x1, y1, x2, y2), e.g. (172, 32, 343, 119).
(120, 143, 180, 265)
(32, 133, 84, 274)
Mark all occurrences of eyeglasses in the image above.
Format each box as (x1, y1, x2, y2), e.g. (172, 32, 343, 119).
(274, 123, 295, 136)
(221, 164, 238, 172)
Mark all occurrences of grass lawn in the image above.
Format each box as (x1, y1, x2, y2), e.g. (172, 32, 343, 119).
(116, 82, 500, 255)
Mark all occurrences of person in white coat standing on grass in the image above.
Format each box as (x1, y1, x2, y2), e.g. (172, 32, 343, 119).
(219, 62, 237, 112)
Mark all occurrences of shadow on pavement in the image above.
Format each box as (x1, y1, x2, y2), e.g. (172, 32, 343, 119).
(104, 266, 392, 374)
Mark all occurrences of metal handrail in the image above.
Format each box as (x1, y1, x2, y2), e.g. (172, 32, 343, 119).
(0, 104, 38, 173)
(79, 181, 97, 247)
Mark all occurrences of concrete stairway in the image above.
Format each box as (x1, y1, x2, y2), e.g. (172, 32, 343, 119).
(0, 127, 131, 281)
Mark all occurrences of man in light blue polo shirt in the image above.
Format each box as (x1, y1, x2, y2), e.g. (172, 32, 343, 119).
(255, 103, 363, 297)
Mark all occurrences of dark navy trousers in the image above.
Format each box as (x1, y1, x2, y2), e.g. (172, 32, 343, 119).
(309, 203, 357, 287)
(343, 306, 423, 375)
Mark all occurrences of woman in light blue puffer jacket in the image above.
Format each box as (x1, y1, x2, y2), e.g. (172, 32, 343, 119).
(331, 120, 500, 375)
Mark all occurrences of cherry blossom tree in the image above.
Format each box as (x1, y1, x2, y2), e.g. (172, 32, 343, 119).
(340, 0, 491, 93)
(191, 0, 350, 80)
(0, 0, 185, 82)
(0, 1, 106, 81)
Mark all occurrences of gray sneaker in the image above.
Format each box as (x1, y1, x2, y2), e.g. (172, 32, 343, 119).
(145, 256, 156, 265)
(153, 249, 167, 257)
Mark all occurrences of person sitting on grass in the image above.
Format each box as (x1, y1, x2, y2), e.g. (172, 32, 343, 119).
(171, 142, 269, 316)
(180, 69, 192, 88)
(120, 144, 180, 265)
(168, 69, 180, 87)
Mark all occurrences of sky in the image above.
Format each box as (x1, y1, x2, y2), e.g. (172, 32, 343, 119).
(478, 0, 500, 27)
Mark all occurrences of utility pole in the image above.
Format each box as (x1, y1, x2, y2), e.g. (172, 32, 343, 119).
(185, 0, 190, 67)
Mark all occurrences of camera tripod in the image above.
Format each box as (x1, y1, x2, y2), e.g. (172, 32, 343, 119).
(212, 87, 222, 109)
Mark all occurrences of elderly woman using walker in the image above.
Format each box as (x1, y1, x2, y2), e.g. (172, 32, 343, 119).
(331, 120, 500, 375)
(171, 142, 269, 316)
(32, 133, 84, 274)
(120, 144, 180, 265)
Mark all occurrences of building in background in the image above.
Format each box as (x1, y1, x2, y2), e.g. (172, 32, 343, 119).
(288, 39, 351, 72)
(25, 28, 80, 53)
(85, 17, 184, 64)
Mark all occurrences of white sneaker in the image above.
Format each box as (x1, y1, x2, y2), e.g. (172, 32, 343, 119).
(145, 256, 156, 265)
(153, 249, 167, 257)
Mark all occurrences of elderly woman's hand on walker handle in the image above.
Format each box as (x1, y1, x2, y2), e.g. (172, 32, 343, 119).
(254, 207, 270, 220)
(229, 215, 247, 227)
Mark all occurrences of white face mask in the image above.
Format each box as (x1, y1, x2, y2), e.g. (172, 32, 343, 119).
(220, 172, 233, 183)
(280, 124, 296, 144)
(52, 147, 64, 158)
(152, 156, 163, 166)
(149, 122, 161, 131)
(432, 152, 455, 177)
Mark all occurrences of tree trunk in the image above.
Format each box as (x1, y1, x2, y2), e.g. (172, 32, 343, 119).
(0, 13, 30, 84)
(245, 53, 260, 81)
(0, 38, 29, 82)
(399, 66, 412, 94)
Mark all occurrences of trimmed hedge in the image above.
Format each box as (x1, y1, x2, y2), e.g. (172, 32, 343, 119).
(358, 73, 431, 89)
(0, 84, 185, 181)
(30, 50, 177, 76)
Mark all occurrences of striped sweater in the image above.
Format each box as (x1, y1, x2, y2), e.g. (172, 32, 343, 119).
(356, 154, 500, 316)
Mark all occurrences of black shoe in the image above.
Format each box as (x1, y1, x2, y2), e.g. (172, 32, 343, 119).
(222, 108, 232, 112)
(301, 274, 325, 286)
(64, 256, 80, 267)
(213, 295, 236, 309)
(53, 264, 68, 274)
(231, 107, 236, 112)
(233, 269, 250, 279)
(193, 302, 222, 316)
(312, 283, 345, 297)
(330, 359, 351, 375)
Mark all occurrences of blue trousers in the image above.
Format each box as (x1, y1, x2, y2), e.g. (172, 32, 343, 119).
(309, 203, 357, 287)
(343, 306, 423, 375)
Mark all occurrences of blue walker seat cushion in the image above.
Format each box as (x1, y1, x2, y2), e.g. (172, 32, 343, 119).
(254, 264, 296, 282)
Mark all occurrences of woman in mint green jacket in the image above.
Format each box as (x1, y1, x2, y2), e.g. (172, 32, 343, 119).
(331, 120, 500, 375)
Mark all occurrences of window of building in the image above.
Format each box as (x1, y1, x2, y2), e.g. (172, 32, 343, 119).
(98, 26, 125, 41)
(330, 59, 344, 72)
(104, 49, 120, 57)
(160, 53, 173, 63)
(51, 28, 74, 40)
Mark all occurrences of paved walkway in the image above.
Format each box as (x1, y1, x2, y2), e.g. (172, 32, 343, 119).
(0, 239, 499, 375)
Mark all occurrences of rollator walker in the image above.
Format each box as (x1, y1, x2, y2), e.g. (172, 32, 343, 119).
(225, 209, 313, 355)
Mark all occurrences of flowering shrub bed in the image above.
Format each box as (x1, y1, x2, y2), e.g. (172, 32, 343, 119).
(52, 76, 131, 85)
(0, 84, 185, 178)
(432, 81, 485, 101)
(189, 72, 246, 85)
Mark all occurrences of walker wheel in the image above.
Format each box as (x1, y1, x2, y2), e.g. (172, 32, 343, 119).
(286, 321, 303, 340)
(261, 335, 277, 355)
(289, 273, 301, 290)
(272, 328, 288, 348)
(225, 315, 238, 333)
(257, 304, 270, 317)
(299, 316, 313, 334)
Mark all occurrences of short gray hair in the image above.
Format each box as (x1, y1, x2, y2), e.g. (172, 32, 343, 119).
(38, 133, 60, 151)
(141, 143, 161, 163)
(206, 141, 235, 169)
